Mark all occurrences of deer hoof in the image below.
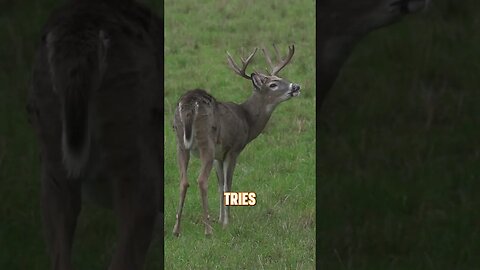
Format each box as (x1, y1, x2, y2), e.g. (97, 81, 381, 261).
(172, 226, 181, 237)
(205, 226, 213, 236)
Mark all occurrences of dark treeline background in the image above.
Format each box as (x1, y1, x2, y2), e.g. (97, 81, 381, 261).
(319, 0, 480, 269)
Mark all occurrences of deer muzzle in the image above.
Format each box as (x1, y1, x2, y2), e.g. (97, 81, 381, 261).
(406, 0, 430, 13)
(290, 83, 301, 97)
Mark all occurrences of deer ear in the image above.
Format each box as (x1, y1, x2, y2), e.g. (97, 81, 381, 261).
(251, 73, 266, 90)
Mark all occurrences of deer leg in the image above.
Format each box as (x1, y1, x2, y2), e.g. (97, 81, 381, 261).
(222, 154, 237, 228)
(109, 172, 158, 270)
(173, 147, 190, 236)
(198, 149, 214, 236)
(41, 166, 81, 270)
(214, 160, 225, 223)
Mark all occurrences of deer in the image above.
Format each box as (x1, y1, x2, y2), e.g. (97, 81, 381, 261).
(319, 0, 430, 109)
(172, 45, 301, 236)
(27, 0, 162, 269)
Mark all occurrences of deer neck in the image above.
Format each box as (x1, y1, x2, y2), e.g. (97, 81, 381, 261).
(240, 91, 276, 143)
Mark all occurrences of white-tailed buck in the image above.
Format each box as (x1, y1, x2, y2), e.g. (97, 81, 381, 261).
(27, 1, 162, 269)
(319, 0, 429, 108)
(172, 45, 301, 236)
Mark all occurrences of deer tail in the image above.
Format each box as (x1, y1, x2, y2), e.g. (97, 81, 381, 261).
(179, 101, 198, 149)
(46, 28, 109, 177)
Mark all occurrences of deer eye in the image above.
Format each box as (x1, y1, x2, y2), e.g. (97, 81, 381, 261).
(269, 83, 278, 89)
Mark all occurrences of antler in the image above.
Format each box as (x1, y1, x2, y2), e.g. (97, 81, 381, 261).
(262, 44, 295, 76)
(226, 48, 258, 80)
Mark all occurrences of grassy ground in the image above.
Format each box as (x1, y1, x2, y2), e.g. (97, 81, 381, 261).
(164, 0, 316, 269)
(319, 0, 480, 269)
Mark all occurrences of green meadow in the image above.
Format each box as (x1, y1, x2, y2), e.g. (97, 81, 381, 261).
(319, 0, 480, 269)
(1, 0, 315, 269)
(164, 0, 316, 269)
(3, 0, 478, 269)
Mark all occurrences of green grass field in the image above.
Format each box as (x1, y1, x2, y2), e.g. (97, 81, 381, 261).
(164, 0, 316, 269)
(319, 1, 480, 269)
(1, 0, 315, 269)
(7, 0, 478, 269)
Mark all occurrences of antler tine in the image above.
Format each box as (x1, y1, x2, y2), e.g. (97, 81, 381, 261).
(226, 51, 242, 74)
(226, 48, 258, 80)
(261, 47, 274, 74)
(243, 49, 257, 66)
(270, 44, 295, 76)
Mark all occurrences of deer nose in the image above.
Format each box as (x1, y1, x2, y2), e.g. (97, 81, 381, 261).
(292, 84, 301, 91)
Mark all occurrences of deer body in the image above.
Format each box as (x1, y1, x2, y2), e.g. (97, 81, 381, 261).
(172, 46, 300, 236)
(27, 1, 162, 269)
(178, 89, 282, 157)
(176, 91, 248, 159)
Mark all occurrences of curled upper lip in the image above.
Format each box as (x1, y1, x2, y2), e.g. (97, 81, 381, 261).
(289, 88, 300, 97)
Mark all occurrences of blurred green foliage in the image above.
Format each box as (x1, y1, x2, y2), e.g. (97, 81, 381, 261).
(319, 0, 480, 269)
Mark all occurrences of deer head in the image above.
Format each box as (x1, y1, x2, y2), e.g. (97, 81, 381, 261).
(226, 44, 301, 107)
(319, 0, 430, 108)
